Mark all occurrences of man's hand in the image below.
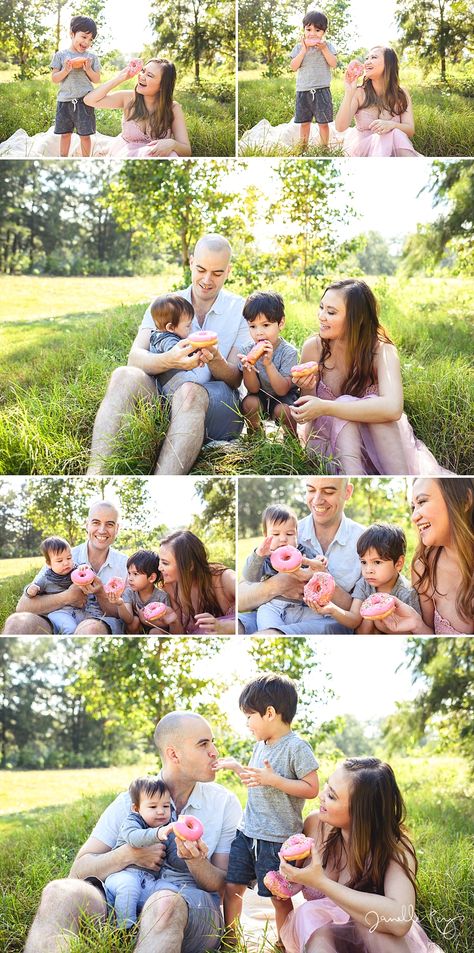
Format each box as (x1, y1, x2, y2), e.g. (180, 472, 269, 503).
(129, 841, 166, 871)
(241, 759, 278, 788)
(171, 339, 203, 370)
(176, 837, 209, 861)
(66, 584, 88, 609)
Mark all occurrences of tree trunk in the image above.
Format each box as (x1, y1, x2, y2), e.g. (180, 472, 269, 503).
(194, 7, 200, 82)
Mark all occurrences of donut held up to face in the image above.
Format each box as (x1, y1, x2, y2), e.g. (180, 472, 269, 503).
(186, 330, 219, 352)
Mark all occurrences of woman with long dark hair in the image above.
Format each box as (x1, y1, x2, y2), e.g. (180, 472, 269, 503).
(84, 59, 191, 157)
(279, 758, 445, 952)
(335, 47, 421, 156)
(158, 530, 236, 634)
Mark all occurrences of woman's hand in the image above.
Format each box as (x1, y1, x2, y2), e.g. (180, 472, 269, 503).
(343, 67, 361, 91)
(374, 598, 429, 634)
(291, 395, 326, 423)
(149, 138, 177, 157)
(291, 370, 317, 390)
(280, 844, 327, 889)
(193, 612, 218, 633)
(369, 119, 395, 135)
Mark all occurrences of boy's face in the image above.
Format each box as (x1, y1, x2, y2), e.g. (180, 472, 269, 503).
(248, 312, 282, 346)
(265, 518, 298, 551)
(48, 548, 74, 575)
(304, 24, 326, 44)
(70, 31, 94, 53)
(359, 547, 404, 589)
(244, 708, 275, 742)
(167, 312, 193, 339)
(134, 791, 172, 828)
(127, 564, 156, 592)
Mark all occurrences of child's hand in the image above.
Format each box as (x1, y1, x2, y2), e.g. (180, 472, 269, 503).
(257, 536, 274, 558)
(307, 599, 336, 616)
(64, 59, 74, 73)
(305, 556, 328, 573)
(106, 590, 124, 606)
(26, 583, 41, 597)
(260, 341, 274, 366)
(238, 354, 258, 373)
(157, 821, 175, 842)
(215, 757, 245, 776)
(241, 759, 278, 788)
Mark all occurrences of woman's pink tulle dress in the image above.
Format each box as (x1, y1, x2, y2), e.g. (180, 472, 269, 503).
(108, 119, 178, 158)
(433, 608, 463, 634)
(344, 107, 421, 157)
(302, 380, 452, 475)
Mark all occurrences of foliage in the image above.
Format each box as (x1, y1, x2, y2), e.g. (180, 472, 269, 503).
(192, 478, 236, 549)
(395, 0, 474, 81)
(149, 0, 234, 83)
(0, 0, 50, 79)
(401, 161, 474, 275)
(406, 638, 474, 761)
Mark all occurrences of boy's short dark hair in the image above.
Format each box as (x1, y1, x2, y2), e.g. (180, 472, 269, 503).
(127, 550, 161, 579)
(129, 776, 170, 807)
(356, 523, 406, 563)
(262, 505, 298, 535)
(303, 10, 328, 31)
(41, 536, 71, 564)
(70, 15, 97, 37)
(150, 294, 194, 332)
(239, 673, 298, 725)
(243, 291, 285, 325)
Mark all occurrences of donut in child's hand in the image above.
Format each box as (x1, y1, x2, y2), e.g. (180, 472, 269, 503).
(245, 341, 269, 365)
(304, 571, 335, 607)
(264, 870, 302, 899)
(128, 58, 143, 76)
(360, 592, 396, 621)
(186, 330, 218, 352)
(71, 566, 95, 586)
(71, 56, 88, 68)
(173, 814, 204, 842)
(104, 577, 126, 597)
(270, 545, 303, 574)
(291, 361, 318, 381)
(143, 601, 168, 624)
(280, 833, 314, 862)
(305, 36, 322, 47)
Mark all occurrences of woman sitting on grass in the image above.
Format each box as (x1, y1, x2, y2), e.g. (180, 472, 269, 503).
(290, 279, 451, 476)
(375, 477, 473, 635)
(279, 757, 446, 953)
(336, 47, 421, 157)
(84, 58, 191, 157)
(156, 530, 236, 634)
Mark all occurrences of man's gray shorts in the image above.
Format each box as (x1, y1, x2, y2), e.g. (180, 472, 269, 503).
(159, 374, 243, 441)
(41, 613, 124, 634)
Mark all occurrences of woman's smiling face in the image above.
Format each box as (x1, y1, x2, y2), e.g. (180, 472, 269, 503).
(136, 61, 163, 95)
(318, 764, 351, 830)
(412, 479, 451, 548)
(318, 289, 347, 340)
(159, 544, 178, 584)
(364, 47, 385, 80)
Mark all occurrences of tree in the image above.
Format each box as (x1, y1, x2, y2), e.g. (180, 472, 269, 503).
(0, 638, 57, 767)
(0, 0, 50, 78)
(395, 0, 474, 81)
(351, 231, 398, 276)
(149, 0, 234, 82)
(238, 0, 297, 75)
(401, 161, 474, 275)
(193, 479, 236, 546)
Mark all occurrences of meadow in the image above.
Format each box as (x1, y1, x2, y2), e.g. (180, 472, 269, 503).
(0, 69, 235, 156)
(0, 274, 472, 478)
(238, 67, 474, 157)
(0, 755, 471, 952)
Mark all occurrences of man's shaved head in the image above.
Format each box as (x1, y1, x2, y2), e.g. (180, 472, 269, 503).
(193, 234, 232, 262)
(87, 499, 120, 521)
(154, 711, 209, 757)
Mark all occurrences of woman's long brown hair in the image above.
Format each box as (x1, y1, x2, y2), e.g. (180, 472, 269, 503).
(125, 59, 176, 140)
(360, 47, 408, 117)
(412, 478, 474, 626)
(321, 758, 417, 895)
(319, 279, 393, 397)
(160, 530, 230, 630)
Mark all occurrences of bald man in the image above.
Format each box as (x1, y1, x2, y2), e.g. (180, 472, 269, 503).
(87, 234, 252, 476)
(25, 712, 242, 953)
(2, 501, 128, 635)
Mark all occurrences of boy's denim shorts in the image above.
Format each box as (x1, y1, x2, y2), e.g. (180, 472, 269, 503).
(226, 830, 283, 897)
(295, 87, 333, 124)
(54, 97, 96, 135)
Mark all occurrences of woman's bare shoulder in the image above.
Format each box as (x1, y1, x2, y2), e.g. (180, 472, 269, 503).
(301, 334, 322, 359)
(303, 810, 326, 843)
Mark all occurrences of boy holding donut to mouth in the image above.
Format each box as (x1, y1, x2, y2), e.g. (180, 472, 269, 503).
(51, 15, 101, 157)
(290, 9, 337, 150)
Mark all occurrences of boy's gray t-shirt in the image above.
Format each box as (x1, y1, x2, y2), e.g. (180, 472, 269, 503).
(239, 338, 299, 401)
(122, 586, 170, 613)
(352, 572, 421, 613)
(240, 731, 319, 842)
(51, 49, 101, 101)
(291, 42, 336, 91)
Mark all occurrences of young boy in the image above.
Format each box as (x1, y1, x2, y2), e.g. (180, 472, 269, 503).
(238, 291, 299, 434)
(217, 673, 319, 945)
(104, 777, 174, 927)
(51, 15, 101, 157)
(106, 549, 171, 633)
(148, 293, 202, 395)
(290, 10, 337, 149)
(24, 535, 86, 634)
(313, 523, 421, 633)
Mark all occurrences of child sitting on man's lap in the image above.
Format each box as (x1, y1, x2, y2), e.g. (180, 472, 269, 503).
(51, 15, 101, 157)
(25, 535, 86, 634)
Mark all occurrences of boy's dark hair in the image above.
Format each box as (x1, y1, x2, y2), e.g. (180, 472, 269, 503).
(262, 504, 298, 535)
(243, 291, 285, 325)
(239, 673, 298, 725)
(129, 776, 170, 807)
(127, 549, 161, 579)
(356, 523, 406, 563)
(303, 10, 328, 31)
(70, 15, 97, 38)
(41, 536, 71, 564)
(150, 294, 194, 332)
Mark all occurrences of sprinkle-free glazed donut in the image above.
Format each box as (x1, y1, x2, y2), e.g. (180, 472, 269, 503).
(291, 361, 319, 381)
(129, 58, 143, 76)
(104, 577, 126, 597)
(143, 601, 168, 624)
(246, 340, 269, 365)
(270, 545, 303, 574)
(71, 566, 95, 586)
(263, 870, 302, 899)
(303, 571, 335, 607)
(280, 833, 314, 862)
(360, 592, 396, 620)
(173, 814, 204, 842)
(346, 59, 365, 82)
(186, 330, 218, 352)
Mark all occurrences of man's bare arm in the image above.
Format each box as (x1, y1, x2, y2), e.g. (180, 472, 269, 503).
(128, 327, 202, 375)
(69, 835, 165, 880)
(16, 586, 86, 615)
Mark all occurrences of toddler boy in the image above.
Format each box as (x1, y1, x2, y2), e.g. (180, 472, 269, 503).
(290, 10, 337, 148)
(51, 15, 101, 157)
(24, 536, 86, 634)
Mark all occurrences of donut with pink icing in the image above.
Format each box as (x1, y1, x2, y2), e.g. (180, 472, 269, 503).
(280, 833, 314, 862)
(71, 565, 95, 586)
(291, 361, 319, 381)
(303, 571, 335, 607)
(360, 592, 396, 620)
(270, 545, 303, 574)
(128, 58, 143, 76)
(186, 330, 218, 352)
(246, 340, 269, 365)
(173, 814, 204, 842)
(104, 577, 126, 597)
(305, 36, 322, 47)
(263, 870, 302, 899)
(346, 59, 365, 83)
(143, 601, 168, 624)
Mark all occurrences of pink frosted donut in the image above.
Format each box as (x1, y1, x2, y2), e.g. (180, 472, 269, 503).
(71, 565, 95, 586)
(280, 833, 314, 862)
(143, 601, 168, 624)
(270, 545, 303, 574)
(104, 576, 126, 597)
(360, 592, 396, 620)
(246, 340, 269, 365)
(305, 36, 322, 47)
(264, 870, 302, 899)
(129, 58, 143, 76)
(291, 361, 318, 381)
(186, 330, 218, 352)
(303, 571, 335, 607)
(173, 814, 204, 842)
(346, 59, 365, 82)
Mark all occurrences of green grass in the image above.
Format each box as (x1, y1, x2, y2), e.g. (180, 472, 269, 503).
(238, 68, 474, 156)
(0, 755, 471, 953)
(0, 556, 43, 580)
(0, 275, 472, 476)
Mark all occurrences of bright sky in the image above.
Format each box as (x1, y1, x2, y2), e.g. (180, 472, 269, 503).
(288, 1, 398, 48)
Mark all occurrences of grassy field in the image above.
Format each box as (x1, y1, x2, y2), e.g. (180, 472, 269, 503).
(0, 755, 471, 952)
(0, 274, 472, 477)
(238, 67, 474, 156)
(0, 70, 235, 156)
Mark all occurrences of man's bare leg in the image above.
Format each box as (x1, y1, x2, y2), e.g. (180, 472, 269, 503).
(155, 382, 209, 475)
(2, 612, 53, 635)
(135, 891, 188, 953)
(74, 620, 110, 634)
(24, 879, 106, 953)
(87, 366, 156, 475)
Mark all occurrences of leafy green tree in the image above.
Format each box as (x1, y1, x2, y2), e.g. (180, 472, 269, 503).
(0, 0, 50, 78)
(238, 477, 311, 537)
(239, 0, 297, 75)
(0, 638, 57, 767)
(351, 230, 398, 276)
(401, 161, 474, 275)
(395, 0, 474, 81)
(193, 479, 235, 546)
(149, 0, 234, 82)
(332, 713, 379, 756)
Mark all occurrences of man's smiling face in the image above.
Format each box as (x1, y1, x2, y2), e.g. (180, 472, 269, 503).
(189, 247, 231, 305)
(86, 504, 119, 552)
